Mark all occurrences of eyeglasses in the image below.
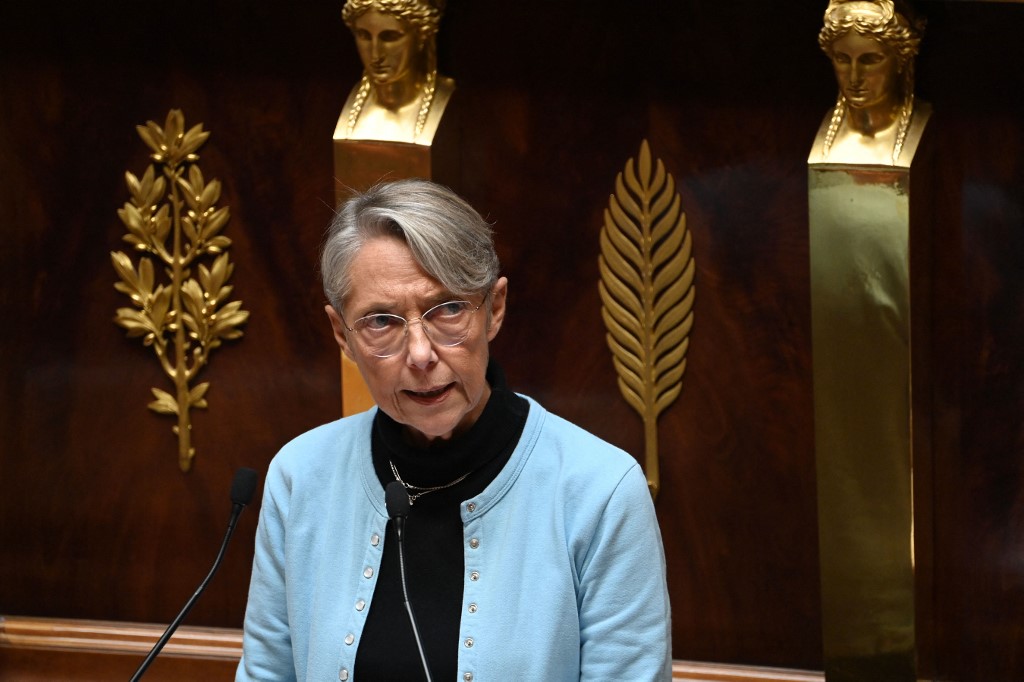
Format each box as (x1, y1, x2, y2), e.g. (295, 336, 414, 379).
(342, 298, 486, 358)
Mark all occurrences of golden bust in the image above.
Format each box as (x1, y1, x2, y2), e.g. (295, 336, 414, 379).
(811, 0, 929, 166)
(337, 0, 455, 145)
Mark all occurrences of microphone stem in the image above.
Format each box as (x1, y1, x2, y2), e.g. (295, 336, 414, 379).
(396, 517, 432, 682)
(130, 503, 244, 682)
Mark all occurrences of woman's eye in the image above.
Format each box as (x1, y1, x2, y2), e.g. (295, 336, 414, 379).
(433, 302, 468, 318)
(362, 315, 400, 331)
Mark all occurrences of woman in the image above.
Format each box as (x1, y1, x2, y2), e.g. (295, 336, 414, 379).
(337, 0, 455, 145)
(237, 179, 672, 681)
(814, 0, 926, 165)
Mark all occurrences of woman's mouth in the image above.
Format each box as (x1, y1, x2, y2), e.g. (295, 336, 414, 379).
(405, 383, 453, 404)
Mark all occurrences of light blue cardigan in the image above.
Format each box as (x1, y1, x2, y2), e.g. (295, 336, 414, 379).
(237, 396, 672, 681)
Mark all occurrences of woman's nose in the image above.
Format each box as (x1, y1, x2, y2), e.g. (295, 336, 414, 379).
(405, 320, 436, 369)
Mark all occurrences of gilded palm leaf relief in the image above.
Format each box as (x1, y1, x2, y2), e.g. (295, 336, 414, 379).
(598, 139, 695, 499)
(112, 110, 249, 472)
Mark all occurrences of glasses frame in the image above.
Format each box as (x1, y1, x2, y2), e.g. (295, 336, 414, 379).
(340, 296, 488, 359)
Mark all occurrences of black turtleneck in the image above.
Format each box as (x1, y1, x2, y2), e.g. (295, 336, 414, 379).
(354, 361, 528, 681)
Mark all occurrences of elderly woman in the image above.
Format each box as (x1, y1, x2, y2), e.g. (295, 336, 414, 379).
(236, 179, 672, 681)
(815, 0, 926, 165)
(337, 0, 455, 145)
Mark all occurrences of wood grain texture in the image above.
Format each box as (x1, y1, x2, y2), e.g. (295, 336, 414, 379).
(0, 616, 240, 681)
(0, 616, 822, 682)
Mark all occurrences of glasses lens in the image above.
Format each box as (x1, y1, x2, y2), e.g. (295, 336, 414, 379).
(351, 300, 481, 358)
(422, 300, 474, 346)
(353, 313, 406, 357)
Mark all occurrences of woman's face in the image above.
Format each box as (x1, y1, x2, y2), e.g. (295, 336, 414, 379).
(353, 9, 419, 86)
(325, 235, 508, 446)
(830, 30, 900, 110)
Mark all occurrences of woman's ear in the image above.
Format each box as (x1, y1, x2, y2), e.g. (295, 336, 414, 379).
(325, 305, 355, 359)
(486, 277, 509, 342)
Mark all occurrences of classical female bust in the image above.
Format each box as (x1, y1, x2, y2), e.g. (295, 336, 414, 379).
(337, 0, 455, 145)
(812, 0, 929, 166)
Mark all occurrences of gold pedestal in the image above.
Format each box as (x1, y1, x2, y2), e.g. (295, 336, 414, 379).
(808, 105, 932, 681)
(809, 153, 938, 680)
(333, 140, 432, 203)
(330, 112, 459, 417)
(810, 166, 915, 681)
(332, 90, 460, 203)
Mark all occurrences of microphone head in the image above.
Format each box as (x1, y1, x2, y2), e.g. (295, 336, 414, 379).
(385, 480, 411, 520)
(231, 467, 259, 506)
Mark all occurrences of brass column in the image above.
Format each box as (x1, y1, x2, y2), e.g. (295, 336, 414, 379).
(809, 3, 932, 677)
(809, 163, 918, 681)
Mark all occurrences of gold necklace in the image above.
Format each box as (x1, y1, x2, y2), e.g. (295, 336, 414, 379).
(389, 459, 471, 505)
(345, 70, 437, 141)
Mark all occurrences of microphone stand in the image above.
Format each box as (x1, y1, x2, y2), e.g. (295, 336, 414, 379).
(130, 467, 257, 681)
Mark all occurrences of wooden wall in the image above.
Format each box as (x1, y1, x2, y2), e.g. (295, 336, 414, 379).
(1, 1, 1022, 679)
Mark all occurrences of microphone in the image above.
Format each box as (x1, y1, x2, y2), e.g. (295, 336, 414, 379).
(385, 479, 411, 539)
(385, 480, 432, 682)
(130, 467, 259, 681)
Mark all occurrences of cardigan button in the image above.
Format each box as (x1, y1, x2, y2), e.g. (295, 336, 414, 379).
(464, 637, 474, 648)
(344, 633, 355, 646)
(355, 599, 366, 611)
(339, 669, 349, 681)
(370, 533, 380, 547)
(363, 567, 374, 578)
(470, 570, 480, 581)
(467, 602, 478, 614)
(469, 538, 480, 549)
(466, 502, 477, 512)
(464, 673, 474, 681)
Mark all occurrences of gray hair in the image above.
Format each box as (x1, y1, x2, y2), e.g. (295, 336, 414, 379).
(321, 178, 500, 310)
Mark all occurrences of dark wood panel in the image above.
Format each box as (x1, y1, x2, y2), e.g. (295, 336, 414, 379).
(912, 6, 1024, 680)
(927, 110, 1024, 681)
(0, 2, 349, 629)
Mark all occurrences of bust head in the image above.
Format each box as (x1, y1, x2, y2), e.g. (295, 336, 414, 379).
(815, 0, 926, 163)
(339, 0, 450, 142)
(819, 0, 923, 108)
(342, 0, 443, 65)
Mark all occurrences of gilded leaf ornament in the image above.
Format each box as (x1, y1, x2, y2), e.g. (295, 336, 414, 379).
(598, 140, 695, 499)
(112, 109, 249, 472)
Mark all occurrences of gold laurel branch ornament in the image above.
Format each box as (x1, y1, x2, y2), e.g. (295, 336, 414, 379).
(598, 139, 695, 499)
(111, 109, 249, 472)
